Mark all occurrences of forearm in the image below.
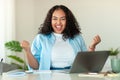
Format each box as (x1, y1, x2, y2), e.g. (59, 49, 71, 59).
(21, 40, 39, 69)
(25, 49, 39, 69)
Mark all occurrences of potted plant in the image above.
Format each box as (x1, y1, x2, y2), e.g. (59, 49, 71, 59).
(109, 48, 119, 58)
(109, 48, 120, 73)
(5, 40, 28, 70)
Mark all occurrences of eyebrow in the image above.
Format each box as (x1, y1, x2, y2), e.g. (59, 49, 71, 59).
(52, 16, 66, 18)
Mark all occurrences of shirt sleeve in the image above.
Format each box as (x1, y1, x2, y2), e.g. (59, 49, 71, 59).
(75, 34, 87, 51)
(28, 34, 42, 70)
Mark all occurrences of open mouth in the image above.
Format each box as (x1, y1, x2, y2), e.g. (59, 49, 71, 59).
(55, 25, 62, 31)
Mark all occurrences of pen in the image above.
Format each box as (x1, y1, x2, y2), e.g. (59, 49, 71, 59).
(103, 71, 114, 76)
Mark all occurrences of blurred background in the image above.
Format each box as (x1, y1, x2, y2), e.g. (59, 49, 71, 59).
(1, 0, 120, 69)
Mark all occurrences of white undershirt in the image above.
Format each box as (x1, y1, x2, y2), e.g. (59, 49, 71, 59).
(51, 33, 75, 68)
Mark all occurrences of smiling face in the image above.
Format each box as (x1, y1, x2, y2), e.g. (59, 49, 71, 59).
(51, 9, 66, 34)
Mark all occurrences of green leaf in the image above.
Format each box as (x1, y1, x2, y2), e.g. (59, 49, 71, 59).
(7, 55, 24, 63)
(11, 63, 24, 69)
(4, 40, 28, 70)
(109, 48, 120, 56)
(11, 63, 28, 70)
(5, 40, 23, 52)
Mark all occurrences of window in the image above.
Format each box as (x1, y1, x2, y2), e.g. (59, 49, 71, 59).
(0, 0, 16, 62)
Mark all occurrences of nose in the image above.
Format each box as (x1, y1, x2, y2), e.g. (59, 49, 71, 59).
(56, 19, 61, 25)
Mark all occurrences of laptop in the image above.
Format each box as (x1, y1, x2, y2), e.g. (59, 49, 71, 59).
(62, 51, 110, 73)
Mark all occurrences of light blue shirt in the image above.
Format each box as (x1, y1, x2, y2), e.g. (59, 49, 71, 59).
(28, 33, 87, 70)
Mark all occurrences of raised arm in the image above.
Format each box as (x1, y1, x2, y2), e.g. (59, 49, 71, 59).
(88, 35, 101, 51)
(21, 40, 39, 69)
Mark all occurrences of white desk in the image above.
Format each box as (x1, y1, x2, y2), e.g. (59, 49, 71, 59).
(1, 70, 120, 80)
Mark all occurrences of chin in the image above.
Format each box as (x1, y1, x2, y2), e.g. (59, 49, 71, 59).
(55, 31, 63, 34)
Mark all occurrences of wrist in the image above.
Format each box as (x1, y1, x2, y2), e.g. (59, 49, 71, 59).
(24, 48, 31, 53)
(89, 45, 95, 50)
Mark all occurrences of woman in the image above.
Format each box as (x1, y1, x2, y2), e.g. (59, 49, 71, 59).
(21, 5, 101, 70)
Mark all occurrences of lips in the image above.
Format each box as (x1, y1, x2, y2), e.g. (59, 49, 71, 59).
(56, 25, 62, 31)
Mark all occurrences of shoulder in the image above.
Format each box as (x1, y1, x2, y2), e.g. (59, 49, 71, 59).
(35, 33, 52, 40)
(71, 34, 85, 44)
(73, 34, 84, 40)
(33, 33, 54, 43)
(69, 34, 85, 44)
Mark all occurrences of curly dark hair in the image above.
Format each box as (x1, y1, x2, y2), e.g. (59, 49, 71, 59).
(38, 5, 81, 39)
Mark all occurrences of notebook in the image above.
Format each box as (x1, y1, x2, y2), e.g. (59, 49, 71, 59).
(62, 51, 110, 73)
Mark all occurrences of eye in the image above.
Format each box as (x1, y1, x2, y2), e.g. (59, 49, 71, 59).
(61, 17, 66, 20)
(52, 16, 57, 20)
(61, 18, 66, 20)
(52, 18, 57, 20)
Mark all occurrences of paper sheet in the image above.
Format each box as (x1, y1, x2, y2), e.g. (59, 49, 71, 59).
(27, 70, 52, 74)
(7, 72, 26, 77)
(78, 73, 120, 78)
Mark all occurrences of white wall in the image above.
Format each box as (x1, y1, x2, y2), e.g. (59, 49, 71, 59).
(16, 0, 120, 50)
(0, 0, 16, 61)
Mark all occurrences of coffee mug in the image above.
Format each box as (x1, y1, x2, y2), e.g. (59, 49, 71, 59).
(111, 58, 120, 73)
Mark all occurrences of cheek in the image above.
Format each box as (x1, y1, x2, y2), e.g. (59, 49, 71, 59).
(51, 20, 56, 25)
(64, 22, 66, 25)
(51, 21, 55, 27)
(63, 21, 66, 27)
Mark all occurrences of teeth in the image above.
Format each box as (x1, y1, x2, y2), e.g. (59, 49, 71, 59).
(56, 26, 62, 30)
(56, 26, 61, 28)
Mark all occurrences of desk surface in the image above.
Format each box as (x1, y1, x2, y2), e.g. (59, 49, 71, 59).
(1, 70, 120, 80)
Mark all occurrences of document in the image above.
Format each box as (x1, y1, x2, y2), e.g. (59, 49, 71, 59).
(6, 69, 26, 77)
(78, 72, 120, 78)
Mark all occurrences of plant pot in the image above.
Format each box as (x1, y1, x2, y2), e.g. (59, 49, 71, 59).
(0, 62, 3, 75)
(111, 58, 120, 73)
(0, 62, 19, 75)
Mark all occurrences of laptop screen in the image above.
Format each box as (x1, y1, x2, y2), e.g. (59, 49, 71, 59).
(70, 51, 110, 73)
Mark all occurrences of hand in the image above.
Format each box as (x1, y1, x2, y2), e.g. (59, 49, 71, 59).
(21, 40, 30, 52)
(89, 35, 101, 51)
